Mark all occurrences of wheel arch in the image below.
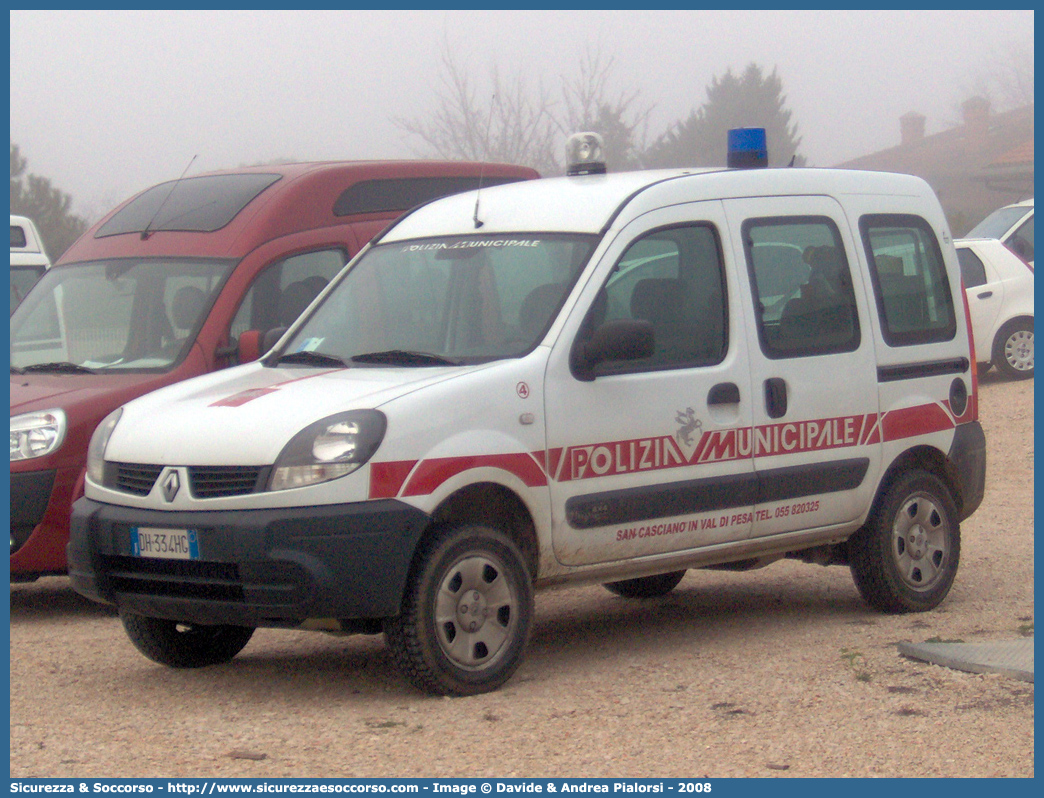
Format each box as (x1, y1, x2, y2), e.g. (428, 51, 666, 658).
(424, 482, 540, 580)
(870, 445, 964, 523)
(990, 314, 1034, 378)
(993, 313, 1034, 342)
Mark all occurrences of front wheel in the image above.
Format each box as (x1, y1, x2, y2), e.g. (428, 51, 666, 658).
(993, 318, 1033, 379)
(604, 570, 686, 598)
(120, 613, 255, 668)
(849, 471, 960, 613)
(384, 524, 533, 696)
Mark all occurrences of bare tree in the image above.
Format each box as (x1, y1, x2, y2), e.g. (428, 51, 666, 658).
(558, 46, 653, 170)
(396, 45, 560, 174)
(948, 36, 1034, 123)
(396, 42, 652, 175)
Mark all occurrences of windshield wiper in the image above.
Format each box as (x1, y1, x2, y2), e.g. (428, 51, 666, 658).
(276, 350, 347, 367)
(21, 362, 97, 375)
(351, 350, 459, 366)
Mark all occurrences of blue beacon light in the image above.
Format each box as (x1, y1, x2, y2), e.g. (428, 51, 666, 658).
(727, 128, 768, 169)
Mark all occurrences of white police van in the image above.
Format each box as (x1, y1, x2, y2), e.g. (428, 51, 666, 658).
(69, 132, 986, 696)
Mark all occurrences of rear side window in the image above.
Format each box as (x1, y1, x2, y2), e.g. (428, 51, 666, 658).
(10, 265, 45, 312)
(743, 216, 860, 359)
(11, 224, 27, 248)
(860, 215, 956, 346)
(333, 176, 527, 217)
(956, 248, 987, 289)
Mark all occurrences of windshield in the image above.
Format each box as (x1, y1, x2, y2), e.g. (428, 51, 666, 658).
(11, 258, 235, 372)
(278, 234, 597, 366)
(967, 205, 1032, 240)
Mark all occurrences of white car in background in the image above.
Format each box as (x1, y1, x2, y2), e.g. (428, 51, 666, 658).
(956, 237, 1034, 379)
(966, 198, 1034, 267)
(10, 214, 51, 312)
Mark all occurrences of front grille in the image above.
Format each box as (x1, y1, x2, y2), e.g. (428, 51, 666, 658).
(102, 554, 245, 602)
(189, 466, 268, 498)
(106, 463, 268, 498)
(113, 463, 163, 496)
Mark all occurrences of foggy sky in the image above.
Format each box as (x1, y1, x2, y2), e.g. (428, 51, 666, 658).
(9, 9, 1035, 222)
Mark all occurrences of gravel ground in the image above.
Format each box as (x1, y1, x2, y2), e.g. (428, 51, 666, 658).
(9, 371, 1033, 778)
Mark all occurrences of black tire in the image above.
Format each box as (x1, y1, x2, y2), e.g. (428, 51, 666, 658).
(384, 524, 533, 696)
(604, 570, 686, 598)
(121, 613, 255, 668)
(992, 318, 1033, 380)
(849, 471, 960, 613)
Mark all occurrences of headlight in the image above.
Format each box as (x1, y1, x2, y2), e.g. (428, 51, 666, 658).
(269, 410, 387, 492)
(10, 409, 67, 462)
(86, 408, 123, 484)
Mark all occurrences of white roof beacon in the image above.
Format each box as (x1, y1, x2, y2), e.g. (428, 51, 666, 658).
(566, 132, 607, 176)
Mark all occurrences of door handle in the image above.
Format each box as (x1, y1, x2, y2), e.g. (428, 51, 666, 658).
(976, 290, 993, 299)
(764, 378, 788, 419)
(708, 382, 740, 406)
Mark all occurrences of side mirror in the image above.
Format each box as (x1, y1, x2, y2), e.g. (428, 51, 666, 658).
(217, 329, 280, 364)
(571, 319, 654, 381)
(237, 330, 263, 363)
(262, 326, 288, 355)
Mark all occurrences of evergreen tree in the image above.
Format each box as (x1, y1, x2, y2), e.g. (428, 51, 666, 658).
(11, 144, 88, 260)
(645, 63, 805, 169)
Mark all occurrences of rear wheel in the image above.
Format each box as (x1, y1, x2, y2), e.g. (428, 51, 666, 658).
(849, 471, 960, 613)
(992, 319, 1033, 379)
(385, 524, 533, 696)
(120, 613, 255, 668)
(604, 570, 686, 598)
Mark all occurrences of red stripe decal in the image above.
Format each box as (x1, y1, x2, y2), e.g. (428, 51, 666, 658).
(209, 369, 339, 407)
(370, 404, 958, 497)
(882, 403, 953, 441)
(210, 387, 280, 407)
(529, 449, 548, 473)
(402, 453, 548, 496)
(546, 448, 564, 481)
(368, 460, 418, 499)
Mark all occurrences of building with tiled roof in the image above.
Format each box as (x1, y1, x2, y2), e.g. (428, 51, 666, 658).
(836, 98, 1033, 236)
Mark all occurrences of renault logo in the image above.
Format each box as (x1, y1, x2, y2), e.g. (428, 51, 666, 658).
(161, 470, 181, 503)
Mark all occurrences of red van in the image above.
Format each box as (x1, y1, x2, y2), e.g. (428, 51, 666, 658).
(10, 160, 538, 579)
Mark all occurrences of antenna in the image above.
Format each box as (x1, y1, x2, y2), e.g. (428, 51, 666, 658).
(473, 95, 496, 229)
(141, 154, 198, 240)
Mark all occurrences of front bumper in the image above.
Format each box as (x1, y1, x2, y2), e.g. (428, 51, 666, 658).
(10, 469, 56, 553)
(68, 496, 430, 628)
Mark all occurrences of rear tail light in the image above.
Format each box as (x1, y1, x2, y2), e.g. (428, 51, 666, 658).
(958, 280, 979, 422)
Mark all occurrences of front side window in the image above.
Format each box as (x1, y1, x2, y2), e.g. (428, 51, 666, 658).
(744, 217, 860, 358)
(230, 248, 347, 341)
(10, 258, 235, 371)
(860, 214, 955, 346)
(579, 224, 727, 374)
(278, 234, 595, 365)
